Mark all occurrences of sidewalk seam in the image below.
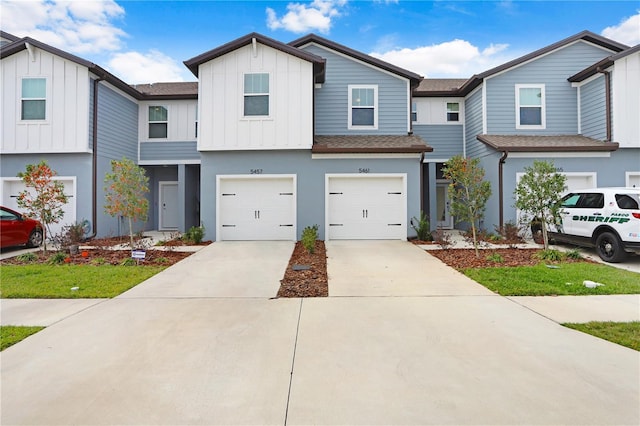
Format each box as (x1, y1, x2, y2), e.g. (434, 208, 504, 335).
(284, 298, 303, 426)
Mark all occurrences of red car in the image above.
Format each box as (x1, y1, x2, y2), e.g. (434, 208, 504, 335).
(0, 206, 43, 249)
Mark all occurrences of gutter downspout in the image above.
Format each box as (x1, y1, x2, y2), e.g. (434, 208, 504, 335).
(419, 151, 425, 214)
(86, 76, 103, 240)
(596, 67, 612, 142)
(498, 150, 509, 229)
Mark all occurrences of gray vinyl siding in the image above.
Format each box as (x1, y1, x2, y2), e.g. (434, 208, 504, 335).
(485, 41, 614, 135)
(301, 44, 409, 135)
(140, 142, 200, 162)
(95, 83, 138, 161)
(200, 150, 421, 241)
(413, 124, 464, 159)
(464, 88, 488, 158)
(580, 76, 606, 140)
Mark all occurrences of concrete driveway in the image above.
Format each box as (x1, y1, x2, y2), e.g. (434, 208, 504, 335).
(2, 240, 639, 425)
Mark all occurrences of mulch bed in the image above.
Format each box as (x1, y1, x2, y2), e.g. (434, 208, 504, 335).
(428, 248, 591, 269)
(277, 241, 328, 298)
(1, 248, 192, 266)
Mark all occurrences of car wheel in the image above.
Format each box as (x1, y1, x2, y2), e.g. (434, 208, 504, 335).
(595, 231, 628, 263)
(26, 229, 43, 248)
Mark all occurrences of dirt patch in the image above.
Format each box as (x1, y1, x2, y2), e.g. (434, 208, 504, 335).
(428, 248, 591, 269)
(88, 235, 211, 248)
(277, 241, 328, 298)
(1, 248, 192, 266)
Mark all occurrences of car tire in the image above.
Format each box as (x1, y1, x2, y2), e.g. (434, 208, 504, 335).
(26, 229, 43, 248)
(595, 231, 628, 263)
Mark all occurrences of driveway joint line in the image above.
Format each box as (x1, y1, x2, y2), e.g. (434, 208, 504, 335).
(284, 298, 303, 426)
(505, 296, 562, 324)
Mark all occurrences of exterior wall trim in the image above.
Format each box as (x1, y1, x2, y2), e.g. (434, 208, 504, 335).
(508, 152, 611, 158)
(312, 153, 420, 160)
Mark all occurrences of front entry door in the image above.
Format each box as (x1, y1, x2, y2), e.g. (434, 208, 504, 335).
(160, 182, 179, 230)
(436, 182, 452, 229)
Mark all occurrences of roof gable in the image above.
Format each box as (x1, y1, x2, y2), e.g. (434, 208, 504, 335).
(184, 32, 326, 82)
(289, 34, 422, 86)
(569, 44, 640, 82)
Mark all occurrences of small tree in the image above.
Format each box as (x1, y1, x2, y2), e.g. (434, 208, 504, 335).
(104, 157, 150, 250)
(17, 161, 68, 253)
(443, 156, 492, 257)
(514, 160, 567, 249)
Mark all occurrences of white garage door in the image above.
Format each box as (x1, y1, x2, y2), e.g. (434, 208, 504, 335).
(1, 177, 76, 239)
(563, 173, 597, 193)
(217, 175, 296, 241)
(326, 174, 406, 240)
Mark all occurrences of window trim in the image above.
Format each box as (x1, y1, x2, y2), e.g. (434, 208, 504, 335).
(243, 72, 270, 118)
(446, 102, 460, 122)
(20, 77, 47, 122)
(348, 84, 378, 130)
(148, 105, 168, 139)
(411, 102, 417, 123)
(515, 84, 546, 129)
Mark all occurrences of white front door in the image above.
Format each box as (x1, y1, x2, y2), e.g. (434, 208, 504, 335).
(159, 182, 179, 230)
(217, 175, 296, 241)
(326, 174, 406, 240)
(436, 182, 452, 229)
(1, 177, 76, 239)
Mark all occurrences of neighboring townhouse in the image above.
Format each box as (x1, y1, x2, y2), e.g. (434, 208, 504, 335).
(414, 31, 640, 232)
(2, 29, 638, 241)
(0, 31, 141, 239)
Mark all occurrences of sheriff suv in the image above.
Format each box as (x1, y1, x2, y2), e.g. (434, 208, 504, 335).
(549, 187, 640, 263)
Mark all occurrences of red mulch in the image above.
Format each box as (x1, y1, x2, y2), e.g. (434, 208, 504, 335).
(428, 248, 590, 269)
(1, 248, 192, 266)
(277, 241, 328, 297)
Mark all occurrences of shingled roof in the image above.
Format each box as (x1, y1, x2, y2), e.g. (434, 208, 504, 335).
(477, 134, 619, 152)
(313, 135, 432, 154)
(413, 79, 469, 96)
(131, 82, 198, 99)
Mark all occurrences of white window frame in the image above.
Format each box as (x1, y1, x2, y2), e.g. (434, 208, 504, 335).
(20, 77, 47, 121)
(515, 84, 546, 129)
(446, 102, 460, 122)
(148, 105, 168, 139)
(348, 85, 378, 130)
(243, 72, 270, 118)
(411, 101, 417, 122)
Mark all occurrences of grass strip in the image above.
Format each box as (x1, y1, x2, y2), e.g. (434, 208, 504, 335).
(463, 262, 640, 296)
(563, 321, 640, 351)
(1, 326, 45, 351)
(1, 264, 166, 298)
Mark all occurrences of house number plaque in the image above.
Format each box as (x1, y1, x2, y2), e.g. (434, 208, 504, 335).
(358, 168, 370, 173)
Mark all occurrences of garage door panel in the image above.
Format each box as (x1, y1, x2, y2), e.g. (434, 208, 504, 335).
(218, 176, 295, 241)
(327, 175, 406, 240)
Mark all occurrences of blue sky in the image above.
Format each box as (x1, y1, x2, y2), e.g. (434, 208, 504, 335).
(2, 1, 639, 83)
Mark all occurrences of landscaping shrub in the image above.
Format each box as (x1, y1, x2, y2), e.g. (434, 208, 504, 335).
(301, 225, 319, 254)
(410, 211, 432, 241)
(47, 252, 67, 265)
(184, 224, 205, 244)
(16, 252, 38, 263)
(535, 249, 564, 262)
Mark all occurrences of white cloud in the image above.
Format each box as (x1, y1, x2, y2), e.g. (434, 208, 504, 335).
(107, 50, 186, 84)
(1, 0, 126, 54)
(266, 0, 347, 34)
(602, 11, 640, 46)
(370, 39, 513, 78)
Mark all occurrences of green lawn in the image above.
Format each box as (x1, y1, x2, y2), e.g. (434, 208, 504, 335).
(1, 326, 45, 351)
(563, 322, 640, 351)
(1, 264, 166, 298)
(463, 262, 640, 296)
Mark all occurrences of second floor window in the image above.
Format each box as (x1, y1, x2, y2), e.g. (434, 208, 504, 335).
(149, 106, 168, 138)
(21, 78, 46, 120)
(411, 102, 417, 122)
(446, 102, 459, 122)
(349, 85, 378, 129)
(244, 73, 269, 116)
(516, 84, 545, 128)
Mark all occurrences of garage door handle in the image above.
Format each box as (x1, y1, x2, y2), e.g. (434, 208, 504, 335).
(387, 192, 402, 195)
(329, 224, 343, 226)
(222, 224, 236, 227)
(280, 224, 293, 227)
(388, 223, 402, 226)
(222, 193, 236, 196)
(329, 192, 343, 195)
(279, 192, 293, 196)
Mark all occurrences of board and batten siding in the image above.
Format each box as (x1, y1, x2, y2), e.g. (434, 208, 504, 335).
(485, 41, 615, 135)
(1, 47, 90, 153)
(613, 50, 640, 148)
(138, 100, 197, 142)
(140, 142, 199, 163)
(579, 76, 606, 140)
(197, 43, 314, 151)
(413, 125, 464, 159)
(413, 98, 464, 125)
(301, 44, 410, 135)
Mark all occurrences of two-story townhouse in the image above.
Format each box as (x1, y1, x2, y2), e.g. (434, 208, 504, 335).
(0, 31, 141, 239)
(183, 33, 431, 242)
(415, 31, 639, 233)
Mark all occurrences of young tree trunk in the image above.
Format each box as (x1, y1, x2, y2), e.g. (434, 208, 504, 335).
(41, 208, 48, 254)
(541, 219, 550, 250)
(128, 217, 134, 250)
